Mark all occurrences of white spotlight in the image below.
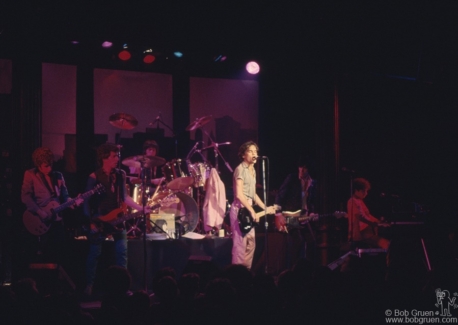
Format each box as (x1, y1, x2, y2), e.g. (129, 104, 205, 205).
(246, 61, 260, 74)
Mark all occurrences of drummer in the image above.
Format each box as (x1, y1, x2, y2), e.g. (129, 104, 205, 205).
(127, 140, 164, 186)
(142, 140, 163, 185)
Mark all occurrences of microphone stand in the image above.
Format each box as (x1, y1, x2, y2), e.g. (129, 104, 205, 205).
(261, 157, 269, 274)
(139, 165, 151, 291)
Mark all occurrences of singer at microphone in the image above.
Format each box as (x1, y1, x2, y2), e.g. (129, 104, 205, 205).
(229, 141, 276, 269)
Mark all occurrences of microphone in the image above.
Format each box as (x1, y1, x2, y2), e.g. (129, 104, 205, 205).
(341, 167, 355, 173)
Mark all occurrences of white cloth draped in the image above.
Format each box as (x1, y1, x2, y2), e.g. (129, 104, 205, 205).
(203, 168, 226, 232)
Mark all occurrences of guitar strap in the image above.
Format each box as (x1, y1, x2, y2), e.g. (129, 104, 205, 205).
(38, 170, 57, 198)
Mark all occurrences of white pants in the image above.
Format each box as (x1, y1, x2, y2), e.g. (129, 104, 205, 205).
(230, 199, 255, 269)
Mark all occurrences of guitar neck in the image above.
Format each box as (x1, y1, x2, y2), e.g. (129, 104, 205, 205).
(255, 205, 280, 218)
(109, 203, 161, 226)
(53, 188, 97, 214)
(297, 212, 343, 222)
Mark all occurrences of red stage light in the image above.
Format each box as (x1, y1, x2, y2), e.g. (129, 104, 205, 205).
(118, 50, 131, 61)
(143, 54, 156, 64)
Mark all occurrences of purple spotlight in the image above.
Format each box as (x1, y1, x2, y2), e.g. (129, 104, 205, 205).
(246, 61, 260, 74)
(102, 41, 113, 48)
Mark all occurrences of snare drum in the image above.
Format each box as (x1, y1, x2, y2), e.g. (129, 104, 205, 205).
(187, 162, 212, 188)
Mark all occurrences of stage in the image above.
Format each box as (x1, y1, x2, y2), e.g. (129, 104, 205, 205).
(64, 231, 333, 292)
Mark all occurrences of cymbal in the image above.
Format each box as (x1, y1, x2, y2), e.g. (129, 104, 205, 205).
(130, 178, 162, 186)
(109, 113, 138, 130)
(186, 115, 212, 131)
(166, 177, 195, 191)
(122, 155, 166, 168)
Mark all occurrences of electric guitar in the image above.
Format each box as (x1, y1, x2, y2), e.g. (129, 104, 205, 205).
(276, 210, 347, 233)
(23, 184, 105, 236)
(237, 204, 281, 234)
(87, 202, 161, 244)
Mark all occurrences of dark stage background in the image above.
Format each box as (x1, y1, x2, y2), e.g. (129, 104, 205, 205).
(1, 1, 458, 284)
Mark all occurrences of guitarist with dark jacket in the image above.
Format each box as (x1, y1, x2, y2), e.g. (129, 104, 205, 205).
(274, 156, 317, 266)
(21, 147, 80, 264)
(230, 141, 275, 270)
(83, 143, 149, 296)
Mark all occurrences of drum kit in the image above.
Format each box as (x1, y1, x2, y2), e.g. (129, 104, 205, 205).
(108, 112, 231, 238)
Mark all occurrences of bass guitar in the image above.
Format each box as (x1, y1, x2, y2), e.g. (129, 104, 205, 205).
(23, 184, 105, 236)
(237, 204, 281, 234)
(276, 210, 347, 233)
(87, 202, 161, 244)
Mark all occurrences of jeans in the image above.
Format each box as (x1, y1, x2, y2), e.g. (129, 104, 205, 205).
(85, 230, 127, 286)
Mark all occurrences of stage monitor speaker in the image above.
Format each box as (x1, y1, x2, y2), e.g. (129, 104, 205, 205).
(28, 263, 75, 295)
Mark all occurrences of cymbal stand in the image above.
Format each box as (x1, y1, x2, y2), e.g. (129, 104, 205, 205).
(185, 142, 206, 234)
(153, 115, 178, 159)
(127, 166, 149, 237)
(202, 128, 233, 173)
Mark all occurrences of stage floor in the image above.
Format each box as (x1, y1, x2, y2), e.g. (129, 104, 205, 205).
(64, 231, 342, 293)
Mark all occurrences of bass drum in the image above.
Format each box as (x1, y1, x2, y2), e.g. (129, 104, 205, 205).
(150, 190, 198, 234)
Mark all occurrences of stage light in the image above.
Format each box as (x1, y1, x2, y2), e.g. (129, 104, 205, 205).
(214, 54, 227, 62)
(143, 54, 156, 64)
(118, 44, 132, 61)
(173, 51, 183, 58)
(246, 61, 260, 74)
(118, 50, 131, 61)
(143, 48, 156, 64)
(102, 41, 113, 48)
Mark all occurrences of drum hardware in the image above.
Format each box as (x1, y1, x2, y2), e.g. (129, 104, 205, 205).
(185, 115, 213, 131)
(109, 113, 138, 130)
(149, 191, 199, 235)
(161, 159, 194, 191)
(186, 115, 232, 174)
(166, 177, 195, 191)
(122, 155, 166, 169)
(149, 113, 179, 158)
(185, 116, 232, 234)
(187, 161, 212, 188)
(201, 141, 231, 151)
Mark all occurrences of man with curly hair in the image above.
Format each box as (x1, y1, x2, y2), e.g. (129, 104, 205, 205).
(21, 147, 78, 263)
